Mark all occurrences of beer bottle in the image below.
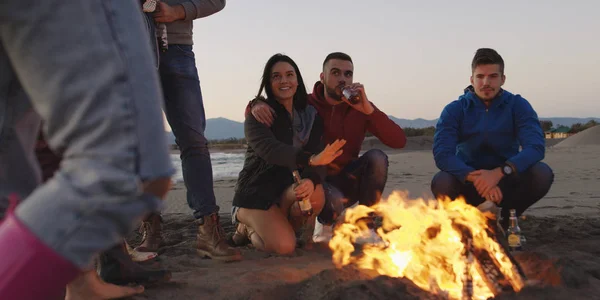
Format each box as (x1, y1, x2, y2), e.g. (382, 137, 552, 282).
(341, 86, 361, 104)
(507, 209, 523, 251)
(292, 170, 313, 216)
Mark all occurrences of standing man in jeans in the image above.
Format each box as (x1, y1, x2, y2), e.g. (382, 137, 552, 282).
(136, 0, 241, 261)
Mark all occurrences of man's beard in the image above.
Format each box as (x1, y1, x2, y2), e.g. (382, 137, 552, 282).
(325, 84, 343, 102)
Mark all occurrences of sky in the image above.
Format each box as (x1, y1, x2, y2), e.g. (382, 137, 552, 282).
(177, 0, 599, 124)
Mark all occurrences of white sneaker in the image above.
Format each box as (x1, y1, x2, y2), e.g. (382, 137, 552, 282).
(142, 0, 158, 12)
(312, 220, 333, 243)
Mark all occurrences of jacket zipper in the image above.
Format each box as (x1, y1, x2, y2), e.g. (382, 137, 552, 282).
(484, 108, 489, 142)
(330, 106, 335, 134)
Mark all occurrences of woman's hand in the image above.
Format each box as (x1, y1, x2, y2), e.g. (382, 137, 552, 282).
(294, 179, 314, 199)
(310, 139, 346, 166)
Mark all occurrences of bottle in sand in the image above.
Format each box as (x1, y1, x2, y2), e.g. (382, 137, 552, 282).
(507, 209, 523, 252)
(292, 170, 313, 216)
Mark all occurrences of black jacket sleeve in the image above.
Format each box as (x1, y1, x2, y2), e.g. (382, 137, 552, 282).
(299, 115, 327, 186)
(244, 113, 313, 170)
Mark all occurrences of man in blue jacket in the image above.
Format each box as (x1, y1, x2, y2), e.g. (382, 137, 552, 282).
(431, 48, 554, 227)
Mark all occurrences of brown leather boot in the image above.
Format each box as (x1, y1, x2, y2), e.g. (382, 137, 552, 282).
(135, 213, 163, 253)
(197, 213, 242, 262)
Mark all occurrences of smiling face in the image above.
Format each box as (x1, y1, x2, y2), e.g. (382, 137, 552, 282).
(270, 61, 298, 102)
(470, 64, 506, 101)
(320, 58, 354, 101)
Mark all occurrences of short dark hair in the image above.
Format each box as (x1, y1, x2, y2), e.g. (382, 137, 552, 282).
(256, 53, 308, 111)
(323, 52, 353, 70)
(471, 48, 504, 74)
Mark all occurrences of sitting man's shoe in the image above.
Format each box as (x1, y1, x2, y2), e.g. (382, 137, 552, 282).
(98, 241, 171, 286)
(313, 220, 333, 243)
(197, 213, 242, 262)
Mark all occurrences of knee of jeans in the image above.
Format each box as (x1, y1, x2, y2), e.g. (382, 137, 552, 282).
(176, 132, 209, 154)
(529, 162, 554, 195)
(142, 177, 172, 199)
(364, 149, 388, 179)
(318, 184, 345, 225)
(431, 171, 460, 200)
(364, 149, 389, 168)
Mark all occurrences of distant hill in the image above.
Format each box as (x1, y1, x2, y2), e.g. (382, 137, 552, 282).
(388, 117, 437, 129)
(204, 117, 245, 140)
(387, 117, 600, 130)
(540, 117, 600, 128)
(164, 116, 600, 143)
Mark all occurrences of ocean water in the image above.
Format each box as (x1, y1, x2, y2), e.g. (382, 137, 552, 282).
(170, 152, 245, 183)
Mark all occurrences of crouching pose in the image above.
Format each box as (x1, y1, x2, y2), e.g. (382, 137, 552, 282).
(230, 54, 345, 254)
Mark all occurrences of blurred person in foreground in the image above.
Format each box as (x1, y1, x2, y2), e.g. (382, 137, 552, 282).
(0, 0, 174, 298)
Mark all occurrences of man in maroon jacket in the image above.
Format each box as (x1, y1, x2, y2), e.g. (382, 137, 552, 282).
(247, 52, 406, 227)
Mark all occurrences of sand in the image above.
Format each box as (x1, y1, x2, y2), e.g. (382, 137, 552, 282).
(554, 125, 600, 148)
(126, 136, 600, 300)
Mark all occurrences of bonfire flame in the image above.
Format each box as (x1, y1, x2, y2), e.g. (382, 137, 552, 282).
(329, 191, 525, 300)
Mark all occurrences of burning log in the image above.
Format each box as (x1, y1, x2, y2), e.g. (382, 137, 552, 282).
(454, 222, 526, 298)
(462, 238, 474, 300)
(329, 193, 530, 300)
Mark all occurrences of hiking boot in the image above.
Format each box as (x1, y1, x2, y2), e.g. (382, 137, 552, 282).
(98, 241, 171, 286)
(197, 213, 242, 262)
(135, 213, 163, 253)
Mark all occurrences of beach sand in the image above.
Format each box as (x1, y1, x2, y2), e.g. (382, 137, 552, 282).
(127, 132, 600, 299)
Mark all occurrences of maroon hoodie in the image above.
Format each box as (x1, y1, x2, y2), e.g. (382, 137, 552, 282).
(307, 81, 406, 174)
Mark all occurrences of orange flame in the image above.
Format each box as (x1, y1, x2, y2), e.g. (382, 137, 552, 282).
(329, 191, 524, 300)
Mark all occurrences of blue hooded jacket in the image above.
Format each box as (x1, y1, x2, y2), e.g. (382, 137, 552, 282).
(433, 86, 545, 182)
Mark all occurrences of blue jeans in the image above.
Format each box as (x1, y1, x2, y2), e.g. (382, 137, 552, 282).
(159, 44, 218, 220)
(0, 0, 174, 268)
(431, 162, 554, 224)
(318, 149, 389, 225)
